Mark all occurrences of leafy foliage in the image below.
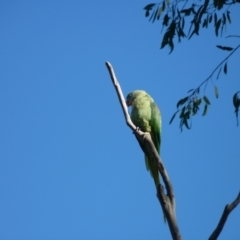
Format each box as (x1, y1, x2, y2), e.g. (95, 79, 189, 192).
(233, 91, 240, 126)
(143, 0, 240, 130)
(143, 0, 238, 52)
(169, 44, 240, 130)
(170, 89, 212, 131)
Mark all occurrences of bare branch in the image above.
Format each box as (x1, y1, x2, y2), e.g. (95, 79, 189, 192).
(105, 62, 136, 131)
(209, 192, 240, 240)
(105, 61, 182, 240)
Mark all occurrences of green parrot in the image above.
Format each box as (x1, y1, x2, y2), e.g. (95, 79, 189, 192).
(126, 90, 162, 188)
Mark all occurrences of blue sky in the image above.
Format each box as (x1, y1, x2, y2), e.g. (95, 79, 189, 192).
(0, 1, 239, 240)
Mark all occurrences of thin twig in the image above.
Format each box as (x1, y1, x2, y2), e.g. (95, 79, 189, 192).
(198, 44, 240, 90)
(171, 44, 240, 130)
(225, 35, 240, 38)
(209, 192, 240, 240)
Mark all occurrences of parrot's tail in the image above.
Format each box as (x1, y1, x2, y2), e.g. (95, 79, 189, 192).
(144, 155, 160, 187)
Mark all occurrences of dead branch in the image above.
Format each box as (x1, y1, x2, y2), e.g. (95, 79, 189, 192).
(105, 61, 182, 240)
(209, 192, 240, 240)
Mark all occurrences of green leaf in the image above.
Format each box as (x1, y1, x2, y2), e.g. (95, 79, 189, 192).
(214, 0, 218, 8)
(187, 89, 194, 93)
(224, 62, 227, 74)
(152, 7, 159, 22)
(161, 32, 169, 49)
(202, 19, 207, 28)
(202, 104, 208, 116)
(179, 106, 186, 118)
(176, 97, 189, 108)
(227, 11, 231, 23)
(188, 20, 194, 37)
(203, 96, 211, 105)
(176, 26, 186, 42)
(177, 8, 181, 19)
(215, 0, 225, 10)
(162, 13, 169, 26)
(149, 10, 155, 21)
(162, 1, 165, 12)
(189, 20, 200, 39)
(172, 5, 175, 18)
(161, 21, 176, 53)
(144, 3, 155, 10)
(184, 109, 191, 119)
(220, 22, 224, 37)
(233, 91, 240, 109)
(215, 19, 221, 36)
(169, 39, 174, 53)
(191, 6, 196, 14)
(214, 85, 219, 98)
(149, 8, 158, 22)
(223, 13, 226, 25)
(181, 17, 185, 29)
(180, 8, 192, 16)
(214, 13, 217, 26)
(192, 98, 201, 115)
(233, 91, 240, 126)
(195, 5, 203, 17)
(169, 110, 180, 124)
(157, 7, 163, 20)
(195, 98, 202, 106)
(179, 27, 186, 38)
(209, 15, 212, 23)
(183, 118, 190, 129)
(216, 45, 233, 51)
(180, 114, 191, 131)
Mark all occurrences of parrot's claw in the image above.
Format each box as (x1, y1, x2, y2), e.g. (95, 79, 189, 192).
(135, 126, 141, 132)
(133, 126, 141, 134)
(133, 127, 150, 139)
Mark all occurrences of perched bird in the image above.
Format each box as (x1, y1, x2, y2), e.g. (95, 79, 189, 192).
(126, 90, 162, 188)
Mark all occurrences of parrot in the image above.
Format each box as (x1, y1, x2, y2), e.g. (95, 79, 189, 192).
(126, 90, 162, 188)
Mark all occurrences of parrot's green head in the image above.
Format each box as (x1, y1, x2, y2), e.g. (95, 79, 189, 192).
(126, 90, 148, 106)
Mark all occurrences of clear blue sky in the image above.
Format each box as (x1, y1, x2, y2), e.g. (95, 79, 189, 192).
(0, 1, 239, 240)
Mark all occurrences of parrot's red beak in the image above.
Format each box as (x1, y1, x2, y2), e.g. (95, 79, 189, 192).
(126, 100, 131, 106)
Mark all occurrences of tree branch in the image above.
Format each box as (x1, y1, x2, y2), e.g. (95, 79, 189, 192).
(209, 192, 240, 240)
(225, 35, 240, 38)
(105, 61, 182, 240)
(170, 44, 240, 130)
(198, 44, 240, 89)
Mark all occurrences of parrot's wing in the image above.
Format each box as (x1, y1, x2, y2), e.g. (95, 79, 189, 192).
(150, 101, 161, 154)
(134, 133, 155, 176)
